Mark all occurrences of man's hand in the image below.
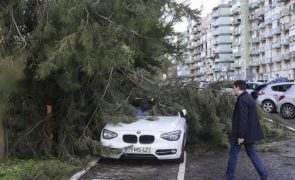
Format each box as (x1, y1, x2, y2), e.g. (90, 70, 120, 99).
(238, 138, 244, 145)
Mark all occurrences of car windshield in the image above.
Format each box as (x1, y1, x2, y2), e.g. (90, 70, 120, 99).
(131, 97, 181, 116)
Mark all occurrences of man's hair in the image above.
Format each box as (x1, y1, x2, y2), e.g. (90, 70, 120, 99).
(233, 80, 246, 90)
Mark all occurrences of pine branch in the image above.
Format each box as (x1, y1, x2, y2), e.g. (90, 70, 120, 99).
(88, 8, 150, 39)
(10, 117, 48, 152)
(80, 68, 114, 138)
(11, 9, 27, 50)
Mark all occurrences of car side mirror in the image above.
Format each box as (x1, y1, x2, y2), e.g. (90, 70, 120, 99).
(180, 109, 187, 117)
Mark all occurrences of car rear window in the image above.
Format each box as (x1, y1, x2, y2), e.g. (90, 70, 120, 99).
(271, 84, 292, 92)
(255, 84, 268, 91)
(246, 83, 258, 90)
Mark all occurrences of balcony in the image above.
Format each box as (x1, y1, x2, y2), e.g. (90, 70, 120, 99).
(213, 40, 219, 45)
(264, 31, 273, 39)
(258, 22, 265, 29)
(259, 34, 266, 41)
(249, 14, 258, 21)
(259, 48, 265, 53)
(272, 41, 281, 49)
(258, 9, 264, 16)
(264, 45, 272, 51)
(261, 58, 272, 64)
(212, 11, 219, 19)
(216, 48, 232, 53)
(233, 51, 241, 57)
(233, 18, 241, 25)
(281, 23, 290, 31)
(249, 60, 260, 66)
(281, 39, 289, 46)
(232, 8, 241, 15)
(233, 29, 241, 36)
(280, 7, 290, 17)
(195, 27, 201, 33)
(272, 13, 280, 22)
(272, 27, 281, 36)
(252, 38, 260, 44)
(283, 53, 290, 60)
(233, 61, 242, 68)
(250, 49, 260, 55)
(213, 67, 221, 72)
(265, 18, 272, 25)
(250, 1, 259, 10)
(272, 55, 283, 62)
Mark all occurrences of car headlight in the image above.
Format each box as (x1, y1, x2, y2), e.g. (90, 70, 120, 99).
(102, 129, 118, 139)
(160, 130, 181, 141)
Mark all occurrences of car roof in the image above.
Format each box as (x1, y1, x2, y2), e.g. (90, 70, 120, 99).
(268, 82, 295, 86)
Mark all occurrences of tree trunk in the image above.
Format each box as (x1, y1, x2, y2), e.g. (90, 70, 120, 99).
(0, 117, 6, 161)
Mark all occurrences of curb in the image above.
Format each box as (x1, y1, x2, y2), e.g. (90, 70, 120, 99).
(264, 118, 295, 132)
(177, 151, 186, 180)
(71, 158, 100, 180)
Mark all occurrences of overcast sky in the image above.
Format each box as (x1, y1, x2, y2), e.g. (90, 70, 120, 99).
(174, 0, 223, 32)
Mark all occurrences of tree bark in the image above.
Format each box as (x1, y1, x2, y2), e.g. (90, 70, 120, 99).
(0, 117, 6, 161)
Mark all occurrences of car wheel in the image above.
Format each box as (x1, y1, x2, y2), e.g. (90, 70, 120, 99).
(280, 104, 295, 119)
(262, 100, 275, 113)
(175, 134, 185, 163)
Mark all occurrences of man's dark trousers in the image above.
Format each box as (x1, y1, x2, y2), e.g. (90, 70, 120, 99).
(226, 143, 269, 180)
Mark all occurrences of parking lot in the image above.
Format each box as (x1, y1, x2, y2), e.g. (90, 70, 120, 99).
(80, 159, 180, 180)
(77, 113, 295, 180)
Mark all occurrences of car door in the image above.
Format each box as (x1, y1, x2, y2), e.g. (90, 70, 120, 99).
(272, 84, 292, 103)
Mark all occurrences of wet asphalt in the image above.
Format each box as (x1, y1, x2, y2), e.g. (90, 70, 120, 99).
(80, 116, 295, 180)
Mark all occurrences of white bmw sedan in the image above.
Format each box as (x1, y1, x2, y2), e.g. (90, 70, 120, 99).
(100, 111, 187, 163)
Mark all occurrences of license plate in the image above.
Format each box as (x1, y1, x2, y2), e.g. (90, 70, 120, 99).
(123, 147, 151, 153)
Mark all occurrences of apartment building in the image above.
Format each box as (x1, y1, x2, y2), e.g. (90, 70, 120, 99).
(178, 0, 295, 82)
(176, 31, 191, 82)
(211, 3, 234, 80)
(248, 0, 295, 80)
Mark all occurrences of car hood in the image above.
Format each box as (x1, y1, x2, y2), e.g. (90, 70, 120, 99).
(104, 116, 182, 132)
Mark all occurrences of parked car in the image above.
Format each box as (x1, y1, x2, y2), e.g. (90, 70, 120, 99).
(277, 85, 295, 119)
(100, 100, 188, 163)
(198, 82, 209, 90)
(256, 82, 295, 113)
(250, 84, 268, 100)
(246, 82, 263, 94)
(267, 77, 289, 84)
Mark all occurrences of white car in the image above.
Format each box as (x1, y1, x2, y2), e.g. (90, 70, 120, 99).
(246, 82, 263, 94)
(277, 85, 295, 119)
(256, 82, 295, 113)
(100, 110, 187, 163)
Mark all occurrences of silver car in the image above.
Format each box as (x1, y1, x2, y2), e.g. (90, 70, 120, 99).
(256, 82, 295, 113)
(277, 85, 295, 119)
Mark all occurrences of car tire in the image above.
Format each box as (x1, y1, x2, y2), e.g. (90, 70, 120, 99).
(175, 134, 185, 164)
(280, 104, 295, 119)
(262, 100, 275, 113)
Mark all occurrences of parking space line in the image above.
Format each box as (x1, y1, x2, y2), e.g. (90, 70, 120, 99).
(264, 118, 295, 132)
(177, 151, 186, 180)
(71, 158, 99, 180)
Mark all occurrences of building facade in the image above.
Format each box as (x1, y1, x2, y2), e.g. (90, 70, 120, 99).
(178, 0, 295, 81)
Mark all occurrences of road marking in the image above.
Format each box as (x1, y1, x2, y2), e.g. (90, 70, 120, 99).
(71, 158, 99, 180)
(264, 118, 295, 132)
(177, 151, 186, 180)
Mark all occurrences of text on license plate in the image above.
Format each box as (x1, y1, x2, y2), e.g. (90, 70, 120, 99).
(123, 147, 151, 153)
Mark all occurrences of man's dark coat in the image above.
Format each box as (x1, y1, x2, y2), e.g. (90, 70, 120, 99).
(231, 91, 264, 144)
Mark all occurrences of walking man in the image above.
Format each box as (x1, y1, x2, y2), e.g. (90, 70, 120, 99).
(225, 80, 269, 180)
